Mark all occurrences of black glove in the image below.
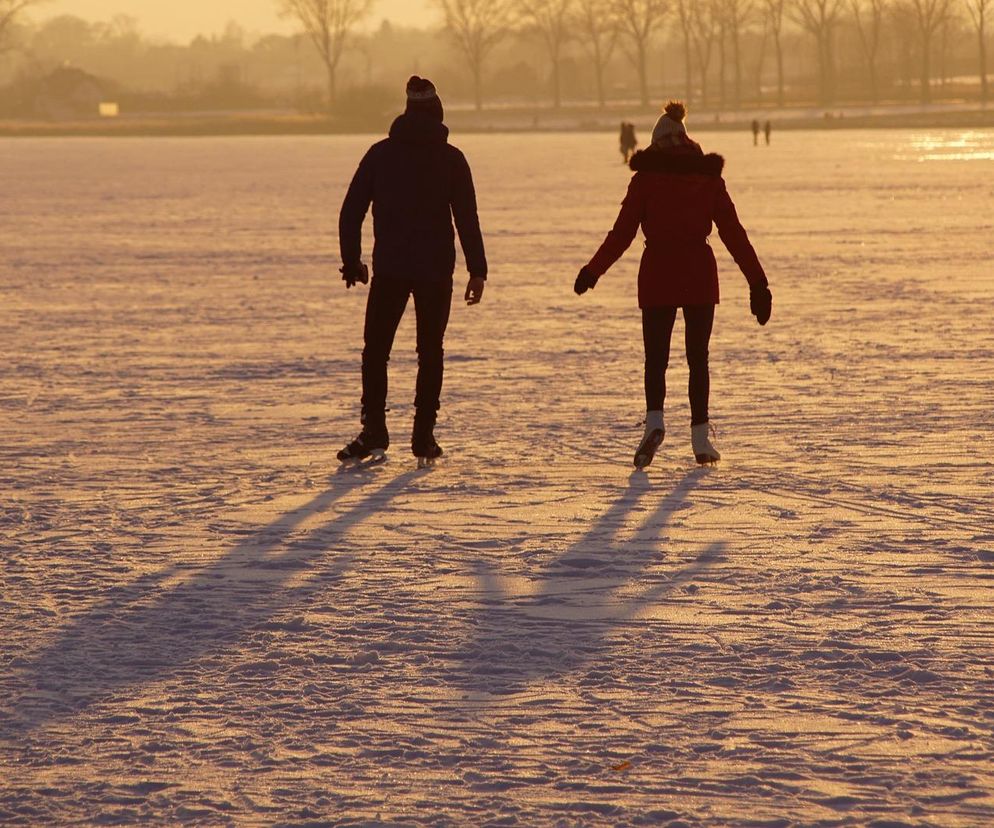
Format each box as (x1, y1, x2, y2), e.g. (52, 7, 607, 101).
(574, 266, 599, 296)
(750, 285, 772, 326)
(341, 262, 369, 289)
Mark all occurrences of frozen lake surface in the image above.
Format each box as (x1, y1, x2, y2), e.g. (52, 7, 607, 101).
(2, 129, 993, 825)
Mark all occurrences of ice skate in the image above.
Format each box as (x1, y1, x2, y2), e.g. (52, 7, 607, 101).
(415, 442, 443, 469)
(634, 410, 665, 469)
(412, 415, 443, 469)
(337, 427, 389, 465)
(691, 422, 720, 465)
(413, 437, 443, 469)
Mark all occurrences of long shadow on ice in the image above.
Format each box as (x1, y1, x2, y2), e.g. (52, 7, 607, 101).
(2, 467, 423, 737)
(450, 469, 724, 697)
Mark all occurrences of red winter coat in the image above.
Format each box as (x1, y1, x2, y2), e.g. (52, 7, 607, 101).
(585, 144, 767, 308)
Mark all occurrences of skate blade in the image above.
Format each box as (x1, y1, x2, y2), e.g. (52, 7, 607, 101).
(633, 430, 664, 469)
(416, 456, 437, 470)
(339, 450, 387, 470)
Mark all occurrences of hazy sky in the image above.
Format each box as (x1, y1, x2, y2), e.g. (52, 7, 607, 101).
(41, 0, 436, 41)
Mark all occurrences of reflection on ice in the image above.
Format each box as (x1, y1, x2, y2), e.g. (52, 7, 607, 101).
(898, 131, 994, 161)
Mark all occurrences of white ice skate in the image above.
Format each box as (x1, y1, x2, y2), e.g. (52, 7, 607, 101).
(412, 433, 443, 470)
(691, 422, 720, 466)
(634, 410, 665, 469)
(338, 429, 389, 466)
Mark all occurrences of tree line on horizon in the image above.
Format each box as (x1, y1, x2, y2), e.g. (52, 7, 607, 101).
(0, 0, 990, 118)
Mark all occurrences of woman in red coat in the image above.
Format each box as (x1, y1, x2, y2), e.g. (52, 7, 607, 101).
(575, 101, 772, 468)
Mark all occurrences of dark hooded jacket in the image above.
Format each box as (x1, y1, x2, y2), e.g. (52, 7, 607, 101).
(585, 143, 766, 308)
(339, 112, 488, 282)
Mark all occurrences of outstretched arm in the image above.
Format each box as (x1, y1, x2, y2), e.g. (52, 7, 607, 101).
(584, 176, 644, 280)
(339, 148, 375, 269)
(450, 150, 488, 281)
(714, 179, 767, 290)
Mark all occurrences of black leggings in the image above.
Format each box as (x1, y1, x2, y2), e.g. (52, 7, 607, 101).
(642, 304, 715, 426)
(361, 276, 453, 430)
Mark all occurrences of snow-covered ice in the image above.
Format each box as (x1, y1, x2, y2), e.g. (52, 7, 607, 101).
(1, 129, 993, 825)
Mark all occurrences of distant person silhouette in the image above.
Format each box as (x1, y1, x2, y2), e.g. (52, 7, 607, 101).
(619, 121, 638, 163)
(751, 118, 761, 146)
(574, 100, 772, 468)
(338, 76, 488, 466)
(764, 120, 772, 145)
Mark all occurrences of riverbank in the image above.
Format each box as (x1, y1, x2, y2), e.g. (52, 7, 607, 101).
(2, 101, 992, 137)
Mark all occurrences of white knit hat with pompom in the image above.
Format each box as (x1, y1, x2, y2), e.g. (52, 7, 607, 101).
(651, 101, 688, 147)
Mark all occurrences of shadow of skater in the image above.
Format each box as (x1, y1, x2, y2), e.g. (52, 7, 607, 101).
(451, 469, 725, 698)
(2, 468, 424, 737)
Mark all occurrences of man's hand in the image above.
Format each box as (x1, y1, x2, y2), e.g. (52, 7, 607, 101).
(341, 262, 369, 289)
(465, 276, 486, 306)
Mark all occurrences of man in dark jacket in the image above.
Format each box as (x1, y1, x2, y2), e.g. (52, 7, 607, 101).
(337, 76, 488, 465)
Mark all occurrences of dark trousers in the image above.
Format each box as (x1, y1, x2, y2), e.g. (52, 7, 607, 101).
(642, 304, 715, 426)
(361, 276, 453, 431)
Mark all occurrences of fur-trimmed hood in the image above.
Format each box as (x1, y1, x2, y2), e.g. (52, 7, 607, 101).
(629, 148, 725, 177)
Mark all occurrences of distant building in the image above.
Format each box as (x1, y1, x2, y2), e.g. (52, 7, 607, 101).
(35, 66, 111, 120)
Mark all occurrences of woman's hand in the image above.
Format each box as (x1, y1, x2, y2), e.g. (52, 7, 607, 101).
(574, 266, 599, 296)
(751, 285, 772, 325)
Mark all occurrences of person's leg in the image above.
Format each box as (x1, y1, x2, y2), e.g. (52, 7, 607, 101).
(361, 277, 411, 436)
(682, 304, 716, 426)
(411, 277, 454, 447)
(634, 307, 676, 467)
(642, 306, 677, 413)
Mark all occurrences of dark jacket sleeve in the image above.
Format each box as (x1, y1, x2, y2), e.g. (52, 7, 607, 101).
(585, 175, 644, 278)
(339, 147, 376, 267)
(450, 149, 488, 280)
(714, 179, 768, 289)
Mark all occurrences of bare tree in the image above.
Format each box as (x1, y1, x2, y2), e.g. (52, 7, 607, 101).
(752, 14, 770, 99)
(280, 0, 373, 111)
(0, 0, 47, 55)
(907, 0, 953, 102)
(691, 0, 721, 106)
(675, 0, 695, 101)
(891, 2, 917, 91)
(763, 0, 787, 105)
(717, 5, 728, 106)
(848, 0, 888, 103)
(937, 6, 954, 88)
(614, 0, 670, 106)
(437, 0, 515, 110)
(518, 0, 574, 108)
(576, 0, 620, 106)
(965, 0, 990, 102)
(719, 0, 755, 108)
(791, 0, 846, 105)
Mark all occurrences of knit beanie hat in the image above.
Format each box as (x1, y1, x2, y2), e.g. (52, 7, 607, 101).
(405, 75, 444, 121)
(650, 101, 688, 147)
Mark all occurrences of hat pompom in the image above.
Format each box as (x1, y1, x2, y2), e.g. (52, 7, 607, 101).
(664, 100, 687, 123)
